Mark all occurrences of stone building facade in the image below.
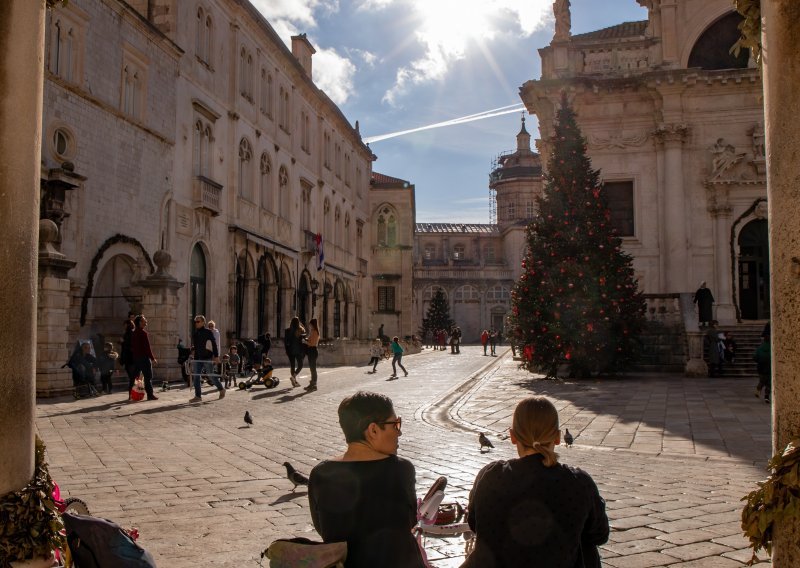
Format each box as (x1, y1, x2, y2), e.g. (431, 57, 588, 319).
(520, 0, 767, 325)
(37, 0, 377, 394)
(411, 119, 544, 343)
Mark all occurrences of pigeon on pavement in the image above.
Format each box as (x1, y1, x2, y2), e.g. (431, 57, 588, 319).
(564, 429, 574, 447)
(479, 432, 494, 452)
(244, 411, 253, 426)
(283, 461, 309, 492)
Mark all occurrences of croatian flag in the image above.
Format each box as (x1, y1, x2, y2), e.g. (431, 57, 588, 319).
(315, 233, 325, 271)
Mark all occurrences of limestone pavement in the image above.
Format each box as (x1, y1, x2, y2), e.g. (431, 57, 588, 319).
(35, 346, 772, 567)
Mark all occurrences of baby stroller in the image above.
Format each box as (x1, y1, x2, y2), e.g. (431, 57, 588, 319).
(66, 339, 100, 399)
(238, 364, 280, 390)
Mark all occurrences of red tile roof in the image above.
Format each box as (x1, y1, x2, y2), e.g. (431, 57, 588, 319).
(572, 20, 648, 42)
(371, 171, 411, 186)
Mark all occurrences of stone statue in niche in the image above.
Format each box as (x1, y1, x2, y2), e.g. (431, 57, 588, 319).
(710, 138, 746, 179)
(553, 0, 571, 40)
(749, 123, 765, 158)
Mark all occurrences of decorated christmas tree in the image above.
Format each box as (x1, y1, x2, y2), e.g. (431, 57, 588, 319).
(509, 93, 646, 378)
(418, 288, 455, 336)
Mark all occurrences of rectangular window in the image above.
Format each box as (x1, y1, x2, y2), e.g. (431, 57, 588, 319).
(603, 181, 635, 237)
(378, 286, 395, 312)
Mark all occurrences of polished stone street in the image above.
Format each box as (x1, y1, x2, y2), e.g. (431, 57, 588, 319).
(36, 346, 772, 567)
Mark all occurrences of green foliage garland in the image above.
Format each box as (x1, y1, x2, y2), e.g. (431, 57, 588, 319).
(732, 0, 762, 63)
(508, 92, 646, 378)
(741, 438, 800, 565)
(0, 437, 64, 565)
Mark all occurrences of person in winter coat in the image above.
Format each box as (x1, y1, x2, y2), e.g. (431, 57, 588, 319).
(753, 334, 771, 404)
(367, 339, 383, 373)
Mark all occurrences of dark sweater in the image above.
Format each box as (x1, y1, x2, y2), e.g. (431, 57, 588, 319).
(192, 326, 218, 360)
(131, 328, 155, 360)
(309, 456, 425, 568)
(463, 454, 609, 568)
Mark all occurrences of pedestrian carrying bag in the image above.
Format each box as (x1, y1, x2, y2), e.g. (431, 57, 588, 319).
(264, 537, 347, 568)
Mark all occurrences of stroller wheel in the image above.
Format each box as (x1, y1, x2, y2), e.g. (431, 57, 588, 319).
(63, 497, 91, 516)
(73, 389, 80, 400)
(238, 381, 247, 390)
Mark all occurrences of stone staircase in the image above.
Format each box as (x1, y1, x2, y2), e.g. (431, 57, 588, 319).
(709, 322, 766, 379)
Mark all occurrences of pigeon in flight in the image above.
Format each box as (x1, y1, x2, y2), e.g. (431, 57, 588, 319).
(244, 411, 253, 426)
(564, 429, 574, 447)
(283, 461, 309, 492)
(479, 432, 494, 452)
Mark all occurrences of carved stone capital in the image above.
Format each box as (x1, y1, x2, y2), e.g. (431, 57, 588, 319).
(653, 123, 689, 145)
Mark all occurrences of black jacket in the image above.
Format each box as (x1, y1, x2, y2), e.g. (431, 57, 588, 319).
(192, 327, 219, 360)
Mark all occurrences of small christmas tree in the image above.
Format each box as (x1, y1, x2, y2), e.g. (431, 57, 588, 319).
(419, 288, 455, 336)
(510, 92, 646, 378)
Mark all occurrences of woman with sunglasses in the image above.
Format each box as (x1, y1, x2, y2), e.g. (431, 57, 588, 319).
(461, 396, 609, 568)
(309, 391, 425, 568)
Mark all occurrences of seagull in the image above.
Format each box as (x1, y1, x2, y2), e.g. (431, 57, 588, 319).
(244, 411, 253, 427)
(564, 429, 574, 447)
(283, 461, 309, 492)
(479, 432, 494, 452)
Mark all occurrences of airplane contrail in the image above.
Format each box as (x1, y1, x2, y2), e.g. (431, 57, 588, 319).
(363, 103, 526, 144)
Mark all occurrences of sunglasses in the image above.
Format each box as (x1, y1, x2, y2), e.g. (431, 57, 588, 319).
(378, 417, 402, 431)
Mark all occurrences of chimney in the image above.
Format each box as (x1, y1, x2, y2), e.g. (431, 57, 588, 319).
(291, 34, 316, 77)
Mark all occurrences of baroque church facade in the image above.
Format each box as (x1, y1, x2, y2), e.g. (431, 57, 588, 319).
(37, 0, 395, 394)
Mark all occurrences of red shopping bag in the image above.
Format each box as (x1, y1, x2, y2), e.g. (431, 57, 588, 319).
(130, 376, 145, 401)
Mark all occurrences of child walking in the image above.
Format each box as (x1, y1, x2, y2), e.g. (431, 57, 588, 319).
(390, 336, 408, 378)
(367, 338, 383, 373)
(97, 342, 119, 394)
(224, 345, 241, 389)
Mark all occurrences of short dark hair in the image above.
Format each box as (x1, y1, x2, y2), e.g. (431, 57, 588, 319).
(134, 315, 146, 328)
(338, 391, 395, 443)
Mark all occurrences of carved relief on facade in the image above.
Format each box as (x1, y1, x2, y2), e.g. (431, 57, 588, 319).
(709, 138, 747, 180)
(588, 130, 650, 149)
(653, 123, 689, 144)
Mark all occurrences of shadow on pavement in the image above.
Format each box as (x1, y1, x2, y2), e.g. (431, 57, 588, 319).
(270, 491, 307, 505)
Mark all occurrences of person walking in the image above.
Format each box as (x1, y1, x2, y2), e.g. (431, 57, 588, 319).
(284, 316, 306, 387)
(120, 318, 138, 399)
(703, 321, 724, 377)
(305, 318, 321, 392)
(207, 320, 222, 359)
(367, 338, 383, 373)
(189, 314, 224, 402)
(693, 282, 715, 328)
(131, 315, 158, 401)
(481, 329, 489, 356)
(489, 329, 497, 356)
(390, 336, 408, 378)
(754, 333, 771, 404)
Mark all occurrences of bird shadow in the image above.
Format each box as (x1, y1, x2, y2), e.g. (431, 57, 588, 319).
(270, 491, 307, 505)
(237, 425, 250, 430)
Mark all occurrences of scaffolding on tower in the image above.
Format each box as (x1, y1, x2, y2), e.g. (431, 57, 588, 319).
(489, 151, 512, 225)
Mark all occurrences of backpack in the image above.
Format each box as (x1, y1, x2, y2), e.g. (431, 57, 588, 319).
(62, 512, 157, 568)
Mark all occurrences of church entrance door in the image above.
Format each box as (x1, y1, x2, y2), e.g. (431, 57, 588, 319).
(738, 219, 770, 319)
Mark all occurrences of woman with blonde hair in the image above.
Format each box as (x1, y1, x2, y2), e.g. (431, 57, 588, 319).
(462, 397, 609, 568)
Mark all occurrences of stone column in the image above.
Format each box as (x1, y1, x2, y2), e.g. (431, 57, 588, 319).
(711, 204, 736, 323)
(762, 1, 800, 563)
(138, 250, 184, 382)
(655, 123, 689, 293)
(37, 220, 76, 397)
(0, 0, 46, 497)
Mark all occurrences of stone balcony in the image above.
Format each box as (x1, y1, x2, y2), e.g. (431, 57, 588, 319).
(414, 267, 513, 280)
(193, 175, 223, 216)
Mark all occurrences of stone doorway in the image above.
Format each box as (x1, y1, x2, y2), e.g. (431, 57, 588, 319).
(737, 219, 770, 319)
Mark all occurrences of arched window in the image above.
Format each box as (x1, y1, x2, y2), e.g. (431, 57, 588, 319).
(238, 138, 252, 199)
(194, 120, 212, 177)
(234, 256, 245, 337)
(487, 285, 511, 302)
(334, 206, 341, 246)
(190, 244, 206, 320)
(195, 7, 205, 59)
(377, 215, 387, 246)
(387, 215, 397, 246)
(204, 15, 213, 63)
(454, 285, 480, 302)
(423, 286, 446, 301)
(259, 153, 271, 209)
(278, 165, 290, 218)
(334, 281, 344, 338)
(688, 12, 749, 70)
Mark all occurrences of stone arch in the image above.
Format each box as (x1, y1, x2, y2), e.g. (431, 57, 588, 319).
(86, 253, 137, 339)
(256, 252, 279, 337)
(730, 198, 770, 321)
(80, 234, 153, 326)
(277, 261, 293, 334)
(297, 268, 313, 326)
(682, 8, 748, 70)
(374, 203, 399, 247)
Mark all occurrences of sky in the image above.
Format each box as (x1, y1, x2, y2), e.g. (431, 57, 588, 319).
(251, 0, 648, 223)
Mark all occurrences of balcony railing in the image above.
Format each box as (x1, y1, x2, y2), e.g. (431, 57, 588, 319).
(414, 268, 513, 280)
(193, 175, 223, 216)
(302, 230, 317, 253)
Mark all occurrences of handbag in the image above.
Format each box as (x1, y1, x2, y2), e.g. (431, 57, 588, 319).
(264, 538, 347, 568)
(130, 376, 145, 401)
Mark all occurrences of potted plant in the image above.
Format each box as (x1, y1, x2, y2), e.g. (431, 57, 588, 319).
(0, 437, 65, 567)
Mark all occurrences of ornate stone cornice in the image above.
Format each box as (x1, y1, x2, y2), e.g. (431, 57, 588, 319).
(588, 131, 650, 149)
